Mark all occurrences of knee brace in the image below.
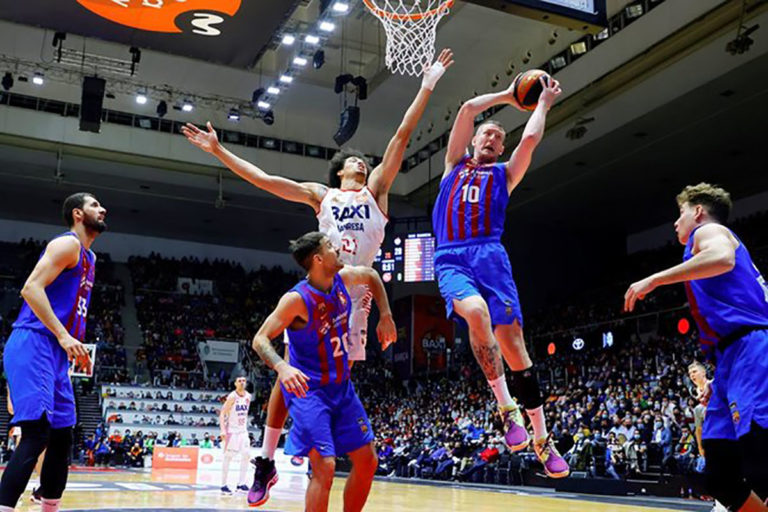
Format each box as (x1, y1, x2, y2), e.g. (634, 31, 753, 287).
(40, 427, 73, 499)
(510, 366, 544, 410)
(703, 438, 751, 511)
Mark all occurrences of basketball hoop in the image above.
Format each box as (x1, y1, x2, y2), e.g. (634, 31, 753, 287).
(363, 0, 454, 76)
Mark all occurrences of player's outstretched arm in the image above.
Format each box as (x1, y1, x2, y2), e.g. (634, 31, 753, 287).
(181, 122, 327, 213)
(444, 82, 525, 175)
(624, 224, 737, 312)
(252, 292, 311, 397)
(21, 236, 89, 360)
(368, 49, 454, 208)
(505, 76, 562, 193)
(339, 266, 397, 350)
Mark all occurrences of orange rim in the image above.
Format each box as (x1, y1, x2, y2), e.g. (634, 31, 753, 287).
(363, 0, 454, 21)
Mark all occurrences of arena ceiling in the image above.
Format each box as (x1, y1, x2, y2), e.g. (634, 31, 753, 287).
(0, 47, 765, 253)
(0, 0, 766, 253)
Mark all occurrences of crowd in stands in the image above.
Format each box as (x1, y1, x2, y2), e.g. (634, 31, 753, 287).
(363, 328, 706, 484)
(128, 253, 299, 390)
(79, 424, 245, 467)
(1, 209, 766, 483)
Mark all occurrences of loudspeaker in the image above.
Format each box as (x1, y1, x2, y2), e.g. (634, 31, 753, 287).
(80, 76, 106, 133)
(333, 106, 360, 146)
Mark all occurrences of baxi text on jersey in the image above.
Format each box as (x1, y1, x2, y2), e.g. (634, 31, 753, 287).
(332, 205, 371, 222)
(235, 404, 248, 413)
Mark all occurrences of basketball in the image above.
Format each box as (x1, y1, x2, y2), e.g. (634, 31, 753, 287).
(513, 69, 550, 111)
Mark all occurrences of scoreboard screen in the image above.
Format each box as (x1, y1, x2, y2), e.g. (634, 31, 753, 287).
(374, 232, 436, 283)
(465, 0, 607, 31)
(404, 233, 436, 282)
(539, 0, 595, 14)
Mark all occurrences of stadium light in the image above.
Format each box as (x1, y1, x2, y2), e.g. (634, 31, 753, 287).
(305, 34, 320, 45)
(320, 21, 336, 32)
(32, 72, 44, 85)
(293, 56, 308, 67)
(282, 34, 296, 45)
(279, 75, 293, 84)
(332, 2, 349, 13)
(267, 86, 280, 95)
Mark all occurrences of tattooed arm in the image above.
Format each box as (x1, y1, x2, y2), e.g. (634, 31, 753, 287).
(251, 292, 311, 397)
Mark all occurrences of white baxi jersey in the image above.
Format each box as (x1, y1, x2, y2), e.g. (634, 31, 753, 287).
(312, 186, 387, 361)
(225, 390, 251, 435)
(317, 187, 388, 268)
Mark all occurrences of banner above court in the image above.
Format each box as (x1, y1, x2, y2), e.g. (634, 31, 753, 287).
(0, 0, 298, 69)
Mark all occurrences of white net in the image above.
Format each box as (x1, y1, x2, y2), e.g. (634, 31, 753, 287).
(364, 0, 453, 76)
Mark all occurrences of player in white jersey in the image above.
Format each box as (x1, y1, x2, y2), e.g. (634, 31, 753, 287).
(182, 49, 453, 506)
(219, 375, 252, 495)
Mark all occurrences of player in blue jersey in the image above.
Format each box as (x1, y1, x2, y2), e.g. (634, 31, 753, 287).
(625, 183, 768, 512)
(251, 232, 396, 512)
(0, 192, 107, 512)
(182, 52, 453, 506)
(432, 75, 569, 478)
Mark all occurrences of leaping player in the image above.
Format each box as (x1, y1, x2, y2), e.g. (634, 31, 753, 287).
(432, 75, 569, 478)
(625, 183, 768, 511)
(182, 49, 453, 506)
(251, 232, 397, 512)
(219, 375, 253, 495)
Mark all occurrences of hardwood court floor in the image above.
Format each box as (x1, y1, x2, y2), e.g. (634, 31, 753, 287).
(8, 467, 711, 512)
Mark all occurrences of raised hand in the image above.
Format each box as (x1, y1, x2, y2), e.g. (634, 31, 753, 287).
(538, 75, 563, 109)
(181, 122, 220, 153)
(421, 48, 454, 91)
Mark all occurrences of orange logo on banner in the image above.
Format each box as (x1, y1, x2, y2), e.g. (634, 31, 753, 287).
(152, 446, 199, 470)
(76, 0, 242, 33)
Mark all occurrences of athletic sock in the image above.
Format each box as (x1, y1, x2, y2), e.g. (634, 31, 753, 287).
(261, 426, 282, 460)
(222, 453, 233, 487)
(41, 498, 60, 512)
(238, 453, 249, 486)
(488, 376, 515, 408)
(527, 406, 548, 441)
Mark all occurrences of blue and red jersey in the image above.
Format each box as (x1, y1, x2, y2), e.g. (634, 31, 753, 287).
(683, 225, 768, 358)
(432, 155, 509, 249)
(13, 232, 96, 341)
(286, 273, 352, 389)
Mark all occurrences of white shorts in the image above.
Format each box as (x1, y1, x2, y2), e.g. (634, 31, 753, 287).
(225, 432, 250, 453)
(284, 285, 372, 362)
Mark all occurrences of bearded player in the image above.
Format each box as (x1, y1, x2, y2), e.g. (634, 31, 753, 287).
(252, 232, 396, 512)
(432, 75, 569, 478)
(0, 193, 105, 512)
(219, 375, 253, 495)
(182, 49, 452, 505)
(625, 183, 768, 512)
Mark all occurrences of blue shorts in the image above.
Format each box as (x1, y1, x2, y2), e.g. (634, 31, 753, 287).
(3, 328, 76, 429)
(702, 329, 768, 441)
(282, 380, 373, 458)
(435, 243, 523, 327)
